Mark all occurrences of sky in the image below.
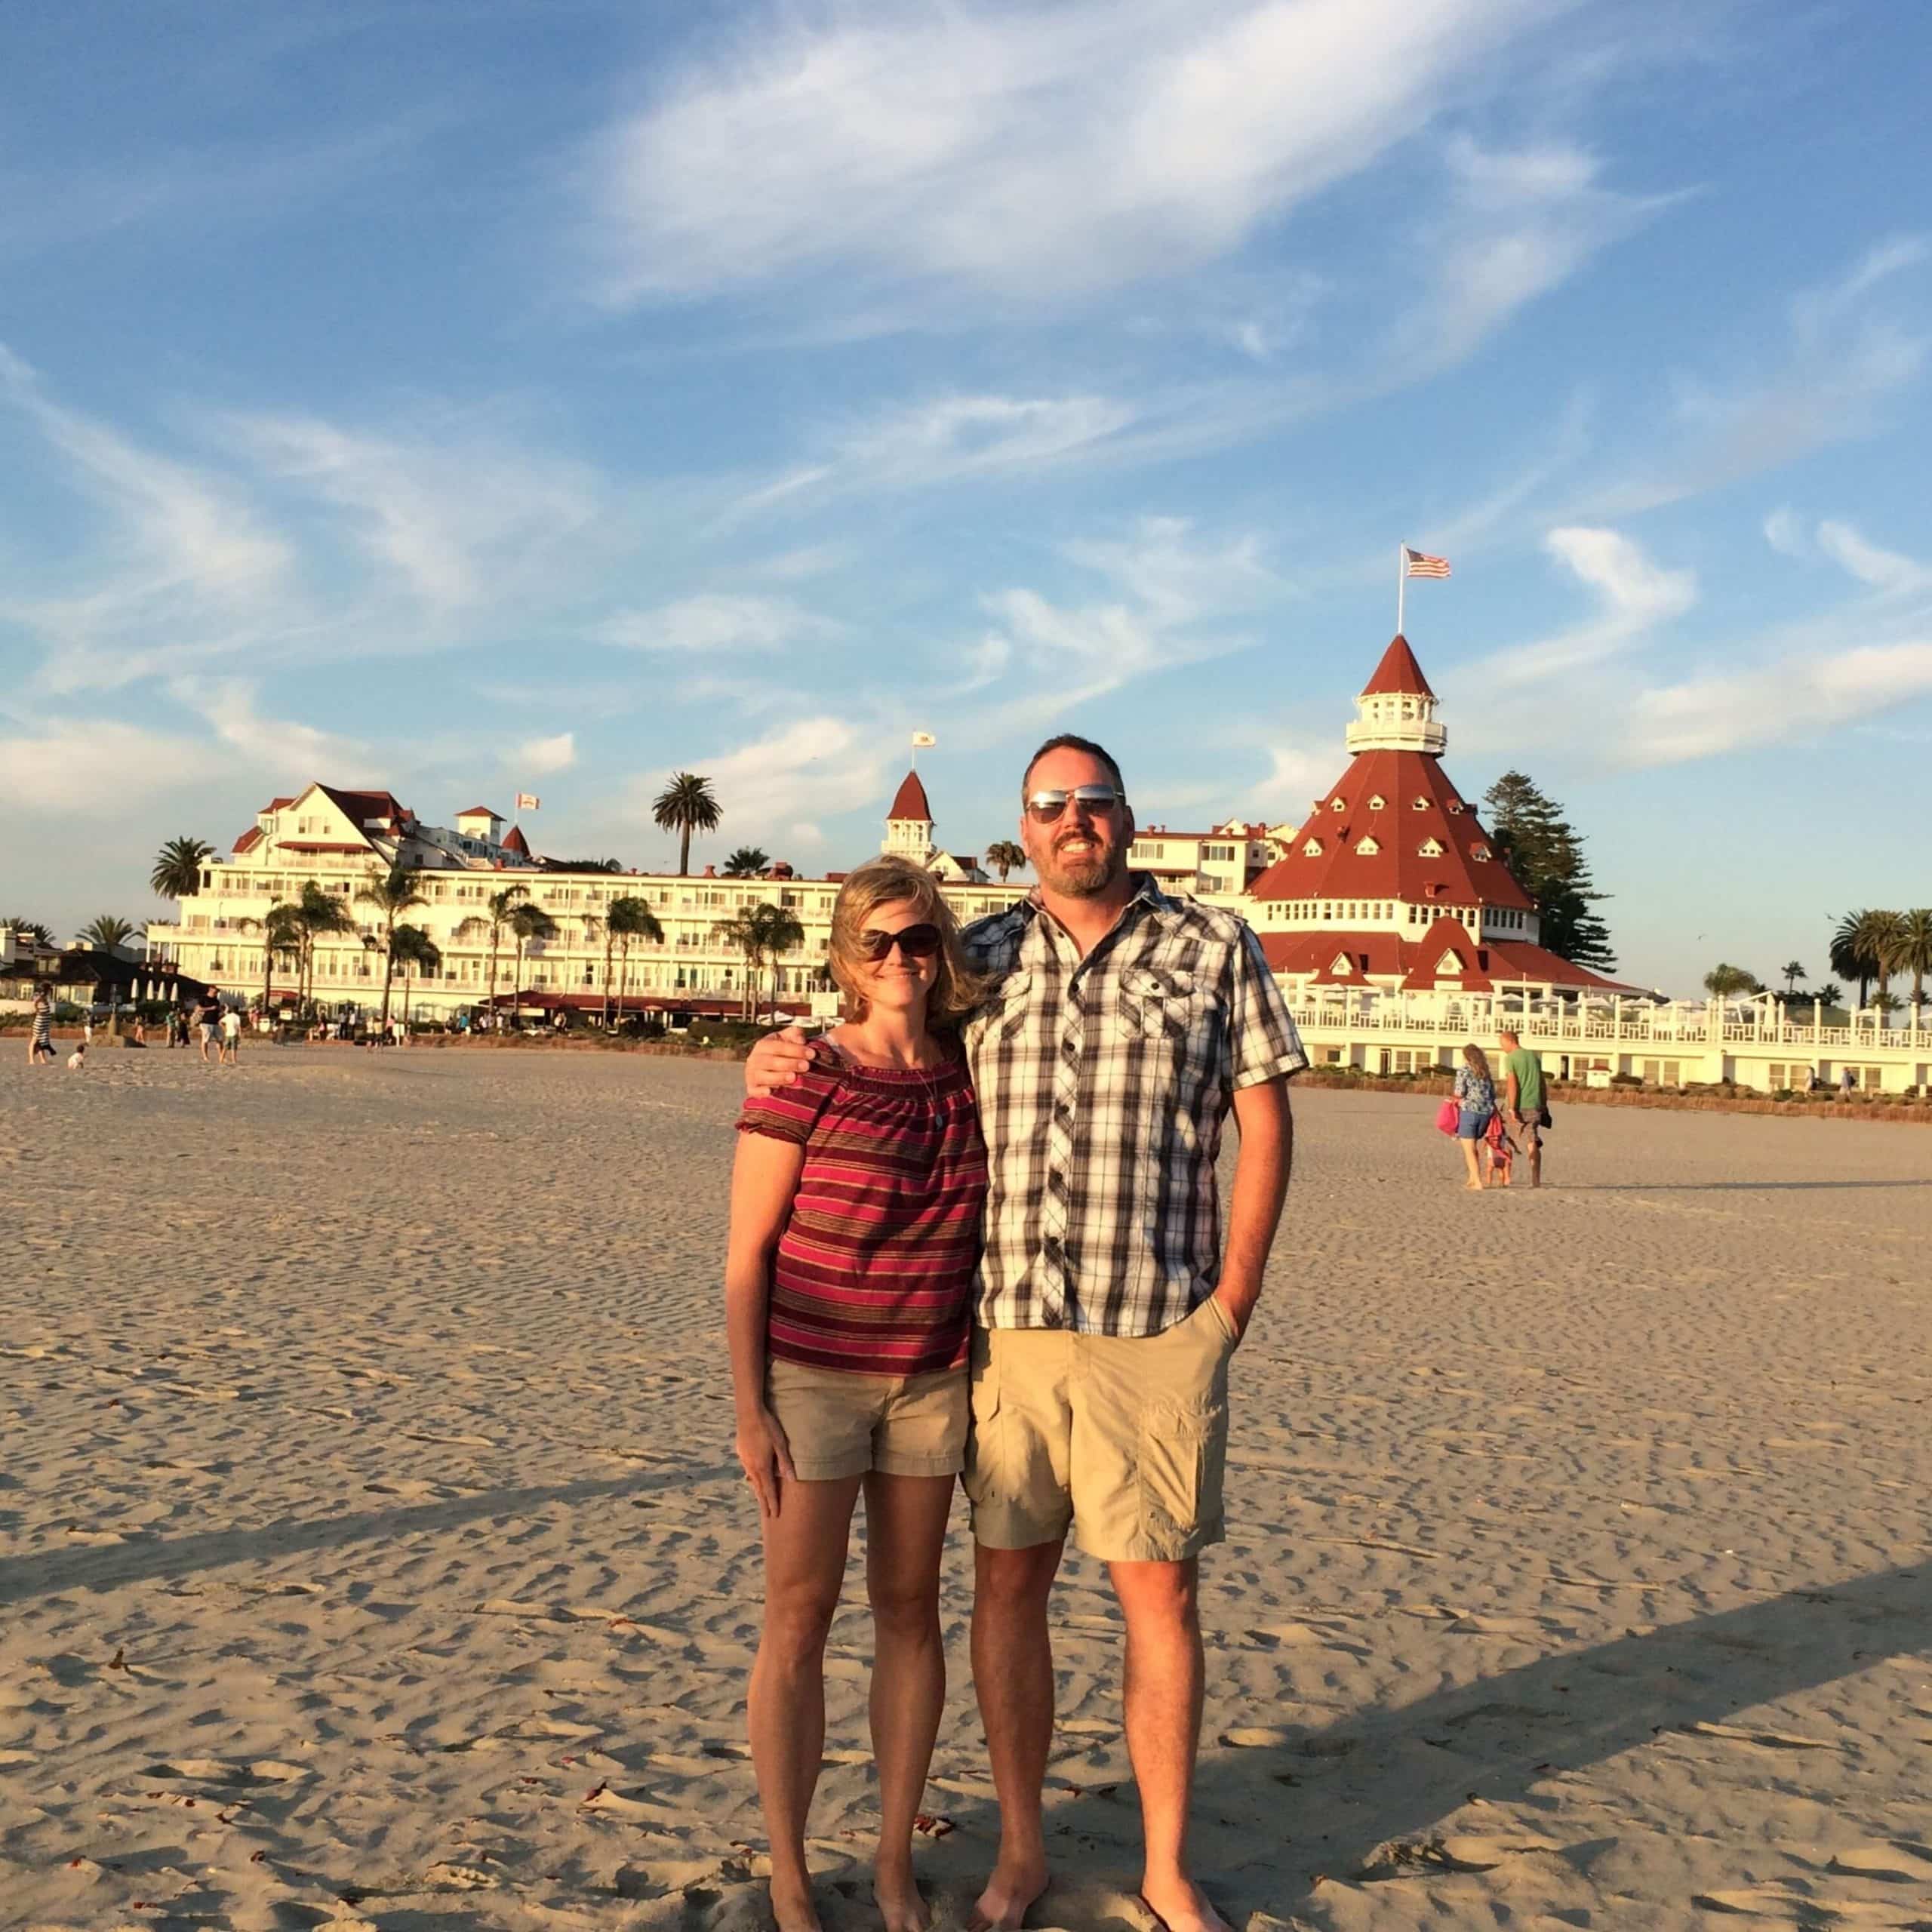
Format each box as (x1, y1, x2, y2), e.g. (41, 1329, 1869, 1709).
(3, 0, 1929, 996)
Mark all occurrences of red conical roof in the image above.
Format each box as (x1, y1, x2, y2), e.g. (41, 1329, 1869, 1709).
(500, 824, 531, 857)
(1361, 634, 1435, 699)
(888, 769, 933, 821)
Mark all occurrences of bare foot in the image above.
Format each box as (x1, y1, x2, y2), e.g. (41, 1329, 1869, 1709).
(875, 1866, 931, 1932)
(971, 1855, 1049, 1930)
(1462, 1180, 1485, 1191)
(770, 1873, 823, 1932)
(1140, 1875, 1232, 1932)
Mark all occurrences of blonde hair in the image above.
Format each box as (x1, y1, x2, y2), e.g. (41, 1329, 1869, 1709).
(829, 857, 989, 1026)
(1462, 1042, 1492, 1081)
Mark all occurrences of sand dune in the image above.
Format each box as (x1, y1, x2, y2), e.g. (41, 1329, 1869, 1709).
(2, 1048, 1928, 1930)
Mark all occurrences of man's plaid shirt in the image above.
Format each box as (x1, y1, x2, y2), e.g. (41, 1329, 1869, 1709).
(958, 875, 1306, 1337)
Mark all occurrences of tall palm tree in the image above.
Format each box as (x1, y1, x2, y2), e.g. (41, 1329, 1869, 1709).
(1702, 963, 1759, 1009)
(465, 883, 529, 1027)
(1781, 960, 1807, 995)
(1831, 909, 1901, 1008)
(755, 901, 805, 1015)
(1813, 980, 1843, 1018)
(1880, 908, 1932, 1023)
(601, 894, 664, 1028)
(4, 917, 55, 946)
(1859, 909, 1907, 1013)
(507, 901, 559, 1023)
(653, 771, 721, 875)
(722, 845, 771, 878)
(150, 835, 214, 903)
(985, 839, 1027, 883)
(712, 907, 764, 1019)
(238, 903, 303, 1020)
(388, 924, 442, 1022)
(78, 914, 137, 954)
(294, 881, 357, 1016)
(356, 862, 429, 1029)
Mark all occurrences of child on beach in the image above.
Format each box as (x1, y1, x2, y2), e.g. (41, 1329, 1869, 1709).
(1484, 1109, 1518, 1187)
(66, 1043, 87, 1071)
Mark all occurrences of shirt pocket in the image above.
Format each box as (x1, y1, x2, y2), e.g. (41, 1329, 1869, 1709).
(1114, 966, 1197, 1042)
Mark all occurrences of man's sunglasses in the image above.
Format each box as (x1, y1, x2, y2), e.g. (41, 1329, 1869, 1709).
(1024, 784, 1127, 824)
(857, 921, 942, 961)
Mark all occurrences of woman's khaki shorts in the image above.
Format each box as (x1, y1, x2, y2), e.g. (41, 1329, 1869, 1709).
(963, 1295, 1238, 1564)
(765, 1358, 969, 1482)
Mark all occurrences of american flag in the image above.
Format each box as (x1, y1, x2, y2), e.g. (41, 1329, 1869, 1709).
(1404, 546, 1451, 579)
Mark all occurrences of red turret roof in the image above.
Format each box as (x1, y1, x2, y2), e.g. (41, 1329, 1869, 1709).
(1258, 922, 1641, 993)
(888, 769, 933, 821)
(1247, 746, 1533, 912)
(457, 804, 503, 820)
(1361, 634, 1435, 699)
(500, 824, 531, 857)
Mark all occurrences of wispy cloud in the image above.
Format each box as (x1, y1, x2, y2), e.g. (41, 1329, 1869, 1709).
(577, 0, 1555, 320)
(0, 715, 205, 813)
(595, 592, 840, 654)
(512, 731, 577, 775)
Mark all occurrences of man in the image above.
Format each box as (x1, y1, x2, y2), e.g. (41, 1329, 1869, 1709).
(1497, 1028, 1546, 1188)
(195, 995, 220, 1064)
(749, 735, 1303, 1930)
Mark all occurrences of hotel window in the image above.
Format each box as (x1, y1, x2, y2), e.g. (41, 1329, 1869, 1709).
(1472, 845, 1491, 861)
(1418, 838, 1444, 857)
(1367, 794, 1386, 811)
(1329, 798, 1345, 812)
(1412, 796, 1429, 810)
(1357, 835, 1380, 856)
(1447, 801, 1463, 814)
(1302, 838, 1323, 857)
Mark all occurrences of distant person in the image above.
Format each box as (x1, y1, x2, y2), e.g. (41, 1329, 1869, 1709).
(66, 1041, 87, 1071)
(219, 1005, 242, 1066)
(1453, 1043, 1497, 1191)
(195, 996, 220, 1063)
(728, 857, 988, 1932)
(1482, 1109, 1518, 1189)
(1839, 1066, 1856, 1095)
(132, 1014, 146, 1047)
(1497, 1029, 1546, 1189)
(29, 990, 55, 1064)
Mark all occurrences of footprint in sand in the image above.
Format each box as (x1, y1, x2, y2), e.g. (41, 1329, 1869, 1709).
(1678, 1720, 1836, 1751)
(1357, 1831, 1557, 1877)
(1828, 1842, 1932, 1883)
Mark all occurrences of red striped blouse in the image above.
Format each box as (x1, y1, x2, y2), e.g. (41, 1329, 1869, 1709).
(736, 1039, 986, 1377)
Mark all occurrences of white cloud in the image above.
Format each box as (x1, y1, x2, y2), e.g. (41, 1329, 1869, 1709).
(512, 731, 577, 775)
(1619, 639, 1932, 766)
(171, 677, 368, 776)
(1478, 526, 1696, 685)
(1814, 520, 1932, 597)
(1763, 506, 1807, 558)
(0, 717, 205, 813)
(596, 592, 839, 654)
(1247, 738, 1337, 818)
(580, 0, 1552, 318)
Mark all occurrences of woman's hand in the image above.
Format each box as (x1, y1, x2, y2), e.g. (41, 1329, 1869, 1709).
(735, 1404, 798, 1518)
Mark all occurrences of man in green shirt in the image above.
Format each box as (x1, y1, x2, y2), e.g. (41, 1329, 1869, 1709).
(1497, 1029, 1546, 1188)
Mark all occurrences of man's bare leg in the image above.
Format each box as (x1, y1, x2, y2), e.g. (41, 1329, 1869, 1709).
(969, 1537, 1063, 1929)
(1110, 1557, 1229, 1932)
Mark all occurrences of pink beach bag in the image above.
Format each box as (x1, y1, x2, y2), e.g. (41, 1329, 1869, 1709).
(1434, 1098, 1461, 1136)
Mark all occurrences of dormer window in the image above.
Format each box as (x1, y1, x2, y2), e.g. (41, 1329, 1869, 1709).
(1412, 796, 1429, 811)
(1367, 794, 1386, 811)
(1357, 835, 1380, 856)
(1437, 949, 1464, 974)
(1472, 844, 1491, 861)
(1302, 838, 1324, 857)
(1447, 800, 1463, 814)
(1330, 797, 1346, 812)
(1418, 837, 1444, 857)
(1330, 952, 1355, 975)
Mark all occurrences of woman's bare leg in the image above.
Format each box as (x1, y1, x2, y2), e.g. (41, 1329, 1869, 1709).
(863, 1472, 956, 1931)
(1461, 1135, 1485, 1189)
(750, 1472, 864, 1932)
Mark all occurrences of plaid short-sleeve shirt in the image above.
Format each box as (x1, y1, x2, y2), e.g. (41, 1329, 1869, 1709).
(959, 875, 1306, 1337)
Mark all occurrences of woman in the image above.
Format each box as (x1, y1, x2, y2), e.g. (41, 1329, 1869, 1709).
(728, 856, 988, 1932)
(29, 989, 55, 1064)
(1453, 1042, 1497, 1190)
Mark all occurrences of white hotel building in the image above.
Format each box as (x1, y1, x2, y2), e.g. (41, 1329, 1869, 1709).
(146, 637, 1931, 1094)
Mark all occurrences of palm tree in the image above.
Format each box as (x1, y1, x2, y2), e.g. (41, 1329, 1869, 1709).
(1831, 909, 1903, 1008)
(755, 901, 806, 1016)
(1879, 908, 1932, 1023)
(4, 916, 54, 946)
(1702, 963, 1760, 1010)
(356, 863, 428, 1029)
(653, 771, 721, 875)
(1812, 980, 1843, 1020)
(986, 839, 1027, 883)
(1781, 960, 1807, 995)
(465, 883, 528, 1028)
(150, 835, 214, 903)
(601, 894, 664, 1028)
(78, 914, 137, 955)
(294, 881, 357, 1016)
(238, 903, 303, 1021)
(723, 845, 771, 878)
(388, 924, 442, 1022)
(712, 907, 764, 1019)
(507, 901, 559, 1023)
(1860, 909, 1907, 1013)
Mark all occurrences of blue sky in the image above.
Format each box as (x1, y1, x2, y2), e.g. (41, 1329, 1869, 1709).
(3, 0, 1928, 995)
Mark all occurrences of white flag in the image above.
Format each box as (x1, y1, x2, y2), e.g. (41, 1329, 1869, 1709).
(515, 792, 540, 811)
(911, 732, 936, 749)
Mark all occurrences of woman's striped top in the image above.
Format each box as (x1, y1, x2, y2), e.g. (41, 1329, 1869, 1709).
(736, 1038, 986, 1377)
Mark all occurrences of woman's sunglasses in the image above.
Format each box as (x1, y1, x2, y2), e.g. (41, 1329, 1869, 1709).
(857, 921, 942, 961)
(1024, 784, 1126, 823)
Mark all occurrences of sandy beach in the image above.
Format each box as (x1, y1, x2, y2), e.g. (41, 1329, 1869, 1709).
(3, 1046, 1929, 1931)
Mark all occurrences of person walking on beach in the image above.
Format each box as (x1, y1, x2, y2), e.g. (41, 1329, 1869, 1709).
(1497, 1029, 1545, 1187)
(28, 989, 55, 1064)
(729, 857, 989, 1932)
(218, 1004, 242, 1066)
(1452, 1043, 1497, 1191)
(195, 995, 220, 1064)
(749, 737, 1303, 1932)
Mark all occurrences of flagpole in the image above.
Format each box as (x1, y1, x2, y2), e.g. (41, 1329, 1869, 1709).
(1396, 543, 1406, 638)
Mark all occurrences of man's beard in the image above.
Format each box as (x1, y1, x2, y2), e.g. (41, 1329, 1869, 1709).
(1040, 840, 1121, 897)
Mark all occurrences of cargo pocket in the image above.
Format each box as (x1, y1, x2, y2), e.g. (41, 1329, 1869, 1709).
(1114, 968, 1196, 1043)
(1137, 1391, 1228, 1558)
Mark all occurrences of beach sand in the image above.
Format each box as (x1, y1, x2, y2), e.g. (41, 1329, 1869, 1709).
(2, 1047, 1928, 1931)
